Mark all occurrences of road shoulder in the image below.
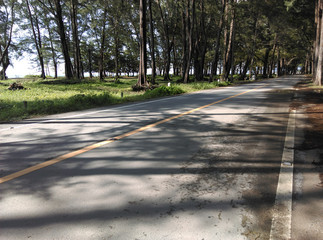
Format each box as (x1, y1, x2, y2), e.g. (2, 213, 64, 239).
(292, 80, 323, 240)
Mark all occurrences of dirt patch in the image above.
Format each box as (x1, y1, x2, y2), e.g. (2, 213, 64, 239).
(294, 80, 323, 162)
(320, 173, 323, 188)
(287, 78, 323, 240)
(292, 79, 323, 240)
(294, 77, 323, 191)
(8, 82, 25, 90)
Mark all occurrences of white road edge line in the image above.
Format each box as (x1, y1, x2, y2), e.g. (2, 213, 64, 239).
(270, 109, 296, 240)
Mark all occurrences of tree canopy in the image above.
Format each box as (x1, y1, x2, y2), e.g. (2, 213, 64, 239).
(0, 0, 320, 84)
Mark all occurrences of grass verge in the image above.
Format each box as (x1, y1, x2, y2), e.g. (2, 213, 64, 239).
(0, 75, 252, 123)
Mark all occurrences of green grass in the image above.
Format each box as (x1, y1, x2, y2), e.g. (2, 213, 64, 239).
(0, 75, 245, 123)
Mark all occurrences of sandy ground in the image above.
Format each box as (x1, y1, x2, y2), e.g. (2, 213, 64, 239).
(292, 79, 323, 240)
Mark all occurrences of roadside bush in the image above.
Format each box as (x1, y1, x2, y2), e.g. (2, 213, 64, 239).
(25, 93, 114, 116)
(144, 85, 185, 98)
(218, 81, 231, 87)
(24, 75, 40, 79)
(68, 92, 113, 107)
(132, 84, 157, 91)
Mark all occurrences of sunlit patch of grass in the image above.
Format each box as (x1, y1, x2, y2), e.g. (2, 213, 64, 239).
(176, 80, 230, 92)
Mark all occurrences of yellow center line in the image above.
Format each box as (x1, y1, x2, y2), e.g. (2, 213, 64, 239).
(0, 83, 269, 184)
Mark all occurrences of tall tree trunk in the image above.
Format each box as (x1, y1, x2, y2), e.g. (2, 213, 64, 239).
(281, 58, 285, 75)
(194, 0, 207, 81)
(221, 0, 229, 81)
(230, 26, 235, 81)
(240, 56, 251, 80)
(138, 0, 147, 86)
(46, 22, 58, 78)
(164, 40, 171, 81)
(209, 0, 226, 82)
(222, 0, 235, 81)
(173, 36, 178, 76)
(70, 0, 82, 79)
(148, 0, 156, 84)
(269, 37, 277, 77)
(248, 13, 259, 80)
(35, 16, 46, 79)
(314, 0, 323, 86)
(114, 33, 120, 82)
(262, 47, 270, 78)
(88, 48, 93, 78)
(0, 49, 10, 80)
(304, 57, 309, 74)
(99, 7, 108, 81)
(181, 6, 187, 79)
(313, 0, 320, 79)
(183, 0, 196, 84)
(0, 2, 14, 79)
(54, 0, 74, 79)
(157, 0, 171, 82)
(26, 0, 46, 79)
(277, 46, 281, 76)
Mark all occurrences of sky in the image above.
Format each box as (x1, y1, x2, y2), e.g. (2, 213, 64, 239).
(6, 57, 65, 78)
(7, 57, 45, 78)
(7, 58, 35, 78)
(6, 58, 146, 79)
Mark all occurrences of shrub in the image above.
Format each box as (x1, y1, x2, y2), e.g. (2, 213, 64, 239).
(24, 75, 40, 79)
(69, 92, 113, 107)
(132, 84, 157, 91)
(144, 85, 185, 98)
(8, 82, 25, 90)
(218, 81, 231, 87)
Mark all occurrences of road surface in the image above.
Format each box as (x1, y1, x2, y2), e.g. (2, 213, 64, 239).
(0, 76, 310, 239)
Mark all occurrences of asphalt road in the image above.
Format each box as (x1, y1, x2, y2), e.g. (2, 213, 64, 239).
(0, 76, 304, 239)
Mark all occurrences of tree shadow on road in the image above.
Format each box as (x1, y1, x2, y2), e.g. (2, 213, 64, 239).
(1, 79, 321, 239)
